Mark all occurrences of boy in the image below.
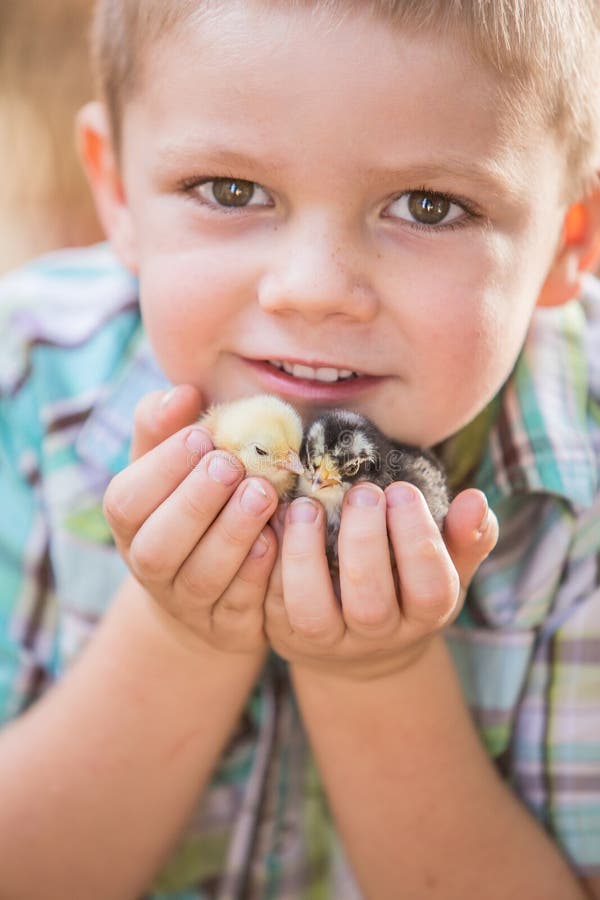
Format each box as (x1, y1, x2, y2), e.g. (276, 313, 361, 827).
(1, 0, 600, 897)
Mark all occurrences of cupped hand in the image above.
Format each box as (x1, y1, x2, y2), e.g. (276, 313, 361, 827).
(265, 482, 498, 681)
(103, 385, 279, 654)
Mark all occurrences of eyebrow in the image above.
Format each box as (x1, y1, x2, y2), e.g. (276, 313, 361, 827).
(156, 142, 287, 174)
(360, 159, 523, 203)
(156, 141, 521, 202)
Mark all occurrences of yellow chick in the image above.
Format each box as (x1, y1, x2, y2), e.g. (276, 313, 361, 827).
(200, 394, 305, 498)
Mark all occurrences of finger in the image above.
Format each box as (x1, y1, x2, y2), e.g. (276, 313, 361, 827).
(385, 482, 460, 628)
(127, 450, 247, 582)
(103, 425, 214, 552)
(263, 504, 288, 630)
(280, 499, 344, 643)
(130, 384, 204, 461)
(338, 484, 399, 636)
(269, 501, 289, 547)
(212, 523, 278, 636)
(267, 502, 288, 602)
(174, 476, 279, 601)
(442, 489, 498, 593)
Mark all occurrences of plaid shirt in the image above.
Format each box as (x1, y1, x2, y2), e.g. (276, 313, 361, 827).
(1, 243, 599, 897)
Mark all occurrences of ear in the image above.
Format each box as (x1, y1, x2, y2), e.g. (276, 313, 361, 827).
(537, 182, 600, 308)
(76, 102, 139, 274)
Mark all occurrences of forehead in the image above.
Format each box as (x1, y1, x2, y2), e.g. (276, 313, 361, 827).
(123, 3, 564, 209)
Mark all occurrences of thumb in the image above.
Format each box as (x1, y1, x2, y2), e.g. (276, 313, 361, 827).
(442, 489, 498, 595)
(130, 384, 205, 461)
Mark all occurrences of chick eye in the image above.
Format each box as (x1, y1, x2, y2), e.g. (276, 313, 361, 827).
(386, 191, 464, 227)
(343, 460, 361, 476)
(196, 178, 272, 209)
(254, 445, 268, 457)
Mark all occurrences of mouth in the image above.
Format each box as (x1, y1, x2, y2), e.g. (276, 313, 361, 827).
(244, 357, 384, 401)
(267, 359, 359, 383)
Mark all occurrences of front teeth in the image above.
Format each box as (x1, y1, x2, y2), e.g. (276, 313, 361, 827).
(268, 360, 357, 382)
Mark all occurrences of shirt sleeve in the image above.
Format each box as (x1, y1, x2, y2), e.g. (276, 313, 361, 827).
(448, 490, 600, 876)
(0, 378, 53, 721)
(537, 497, 600, 875)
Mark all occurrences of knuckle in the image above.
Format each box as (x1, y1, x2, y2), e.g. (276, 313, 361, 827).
(440, 573, 461, 621)
(438, 565, 460, 603)
(219, 589, 261, 614)
(415, 535, 446, 561)
(218, 519, 253, 550)
(218, 595, 249, 614)
(235, 563, 270, 591)
(103, 477, 133, 534)
(348, 602, 391, 631)
(264, 580, 285, 614)
(417, 570, 460, 622)
(293, 616, 336, 644)
(128, 535, 166, 581)
(343, 532, 380, 563)
(342, 561, 366, 585)
(178, 564, 220, 599)
(162, 450, 196, 483)
(283, 532, 322, 564)
(179, 482, 212, 519)
(284, 546, 315, 565)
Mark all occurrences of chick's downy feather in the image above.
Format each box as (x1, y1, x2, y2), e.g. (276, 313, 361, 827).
(200, 394, 304, 498)
(295, 409, 449, 571)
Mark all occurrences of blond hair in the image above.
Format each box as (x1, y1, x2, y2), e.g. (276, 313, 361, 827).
(91, 0, 600, 198)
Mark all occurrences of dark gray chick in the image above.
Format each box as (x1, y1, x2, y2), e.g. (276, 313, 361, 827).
(295, 409, 450, 573)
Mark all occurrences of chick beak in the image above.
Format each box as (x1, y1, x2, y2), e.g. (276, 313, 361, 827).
(277, 449, 305, 475)
(311, 463, 342, 491)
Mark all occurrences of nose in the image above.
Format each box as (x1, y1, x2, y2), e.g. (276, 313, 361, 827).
(257, 217, 379, 324)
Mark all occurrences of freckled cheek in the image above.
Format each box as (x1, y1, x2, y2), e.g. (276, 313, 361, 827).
(405, 261, 517, 403)
(406, 277, 496, 354)
(427, 287, 535, 437)
(423, 310, 496, 408)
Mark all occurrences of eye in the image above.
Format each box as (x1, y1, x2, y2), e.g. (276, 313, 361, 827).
(254, 445, 268, 457)
(195, 178, 272, 209)
(385, 190, 466, 227)
(343, 459, 361, 476)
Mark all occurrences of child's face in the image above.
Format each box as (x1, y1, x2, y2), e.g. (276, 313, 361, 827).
(115, 3, 571, 446)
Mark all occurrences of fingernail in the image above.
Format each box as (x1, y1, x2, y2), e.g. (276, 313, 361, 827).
(289, 498, 318, 523)
(477, 499, 490, 535)
(208, 452, 244, 485)
(185, 428, 212, 453)
(249, 531, 269, 558)
(240, 479, 271, 514)
(160, 386, 179, 409)
(347, 485, 380, 507)
(386, 483, 417, 508)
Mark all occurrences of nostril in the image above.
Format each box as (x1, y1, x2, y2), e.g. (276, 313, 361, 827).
(257, 279, 378, 323)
